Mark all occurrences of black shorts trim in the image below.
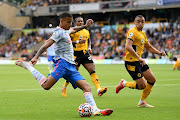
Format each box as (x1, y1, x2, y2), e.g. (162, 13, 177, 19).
(125, 61, 149, 80)
(74, 50, 94, 66)
(128, 38, 134, 41)
(147, 81, 154, 86)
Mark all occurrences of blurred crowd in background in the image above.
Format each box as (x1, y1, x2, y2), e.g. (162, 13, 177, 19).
(22, 0, 116, 7)
(0, 16, 179, 61)
(90, 18, 180, 60)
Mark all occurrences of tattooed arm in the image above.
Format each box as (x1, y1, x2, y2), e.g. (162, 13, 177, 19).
(31, 39, 54, 65)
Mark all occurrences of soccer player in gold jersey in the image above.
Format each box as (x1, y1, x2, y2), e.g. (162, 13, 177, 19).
(61, 17, 108, 97)
(116, 15, 166, 107)
(173, 57, 180, 70)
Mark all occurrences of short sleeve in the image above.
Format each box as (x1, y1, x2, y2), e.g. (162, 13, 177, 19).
(70, 33, 75, 38)
(50, 30, 62, 42)
(144, 33, 148, 43)
(127, 30, 136, 41)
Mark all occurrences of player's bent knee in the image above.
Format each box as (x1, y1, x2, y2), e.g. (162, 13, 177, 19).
(43, 87, 50, 90)
(147, 78, 156, 84)
(152, 79, 156, 83)
(42, 84, 51, 90)
(147, 80, 155, 86)
(138, 83, 146, 89)
(89, 71, 95, 75)
(83, 84, 91, 92)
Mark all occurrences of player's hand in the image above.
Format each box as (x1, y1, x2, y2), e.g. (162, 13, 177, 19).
(88, 48, 92, 54)
(85, 19, 93, 27)
(31, 58, 38, 65)
(79, 39, 86, 44)
(138, 58, 146, 66)
(159, 51, 166, 56)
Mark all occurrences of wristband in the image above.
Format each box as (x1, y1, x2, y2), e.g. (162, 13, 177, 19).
(76, 40, 79, 44)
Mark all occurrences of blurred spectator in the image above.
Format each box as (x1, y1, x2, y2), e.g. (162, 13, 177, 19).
(0, 17, 179, 61)
(22, 0, 116, 7)
(0, 31, 48, 60)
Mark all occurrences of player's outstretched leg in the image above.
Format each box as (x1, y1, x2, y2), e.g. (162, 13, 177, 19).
(97, 87, 108, 96)
(15, 60, 47, 86)
(76, 80, 113, 116)
(138, 101, 154, 108)
(94, 109, 113, 116)
(15, 60, 33, 69)
(61, 86, 67, 97)
(138, 69, 156, 108)
(116, 79, 138, 93)
(84, 92, 113, 116)
(89, 71, 108, 96)
(138, 82, 154, 108)
(61, 81, 69, 97)
(116, 79, 126, 93)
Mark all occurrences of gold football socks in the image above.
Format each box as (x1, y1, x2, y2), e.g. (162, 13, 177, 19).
(125, 81, 137, 89)
(90, 72, 100, 90)
(140, 82, 153, 101)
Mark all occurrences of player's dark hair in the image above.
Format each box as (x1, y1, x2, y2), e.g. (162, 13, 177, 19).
(173, 57, 177, 61)
(59, 12, 73, 19)
(75, 16, 83, 22)
(134, 15, 145, 21)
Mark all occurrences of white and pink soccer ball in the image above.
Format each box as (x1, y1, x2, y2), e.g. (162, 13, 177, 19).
(78, 103, 92, 117)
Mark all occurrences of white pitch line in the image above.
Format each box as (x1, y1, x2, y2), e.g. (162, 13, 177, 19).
(2, 88, 57, 92)
(158, 79, 180, 81)
(105, 84, 180, 87)
(1, 84, 180, 92)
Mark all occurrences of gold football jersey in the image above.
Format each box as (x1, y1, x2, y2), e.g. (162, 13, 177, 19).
(70, 29, 90, 51)
(125, 27, 148, 61)
(173, 59, 180, 69)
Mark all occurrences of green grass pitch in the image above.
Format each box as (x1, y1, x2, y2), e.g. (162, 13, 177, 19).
(0, 64, 179, 120)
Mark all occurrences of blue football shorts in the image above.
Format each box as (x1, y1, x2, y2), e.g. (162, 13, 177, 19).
(50, 58, 85, 89)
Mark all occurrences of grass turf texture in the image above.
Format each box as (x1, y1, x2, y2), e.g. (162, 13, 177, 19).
(0, 64, 179, 120)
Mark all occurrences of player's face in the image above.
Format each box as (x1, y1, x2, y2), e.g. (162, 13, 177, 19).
(60, 17, 73, 30)
(76, 18, 84, 26)
(134, 17, 145, 30)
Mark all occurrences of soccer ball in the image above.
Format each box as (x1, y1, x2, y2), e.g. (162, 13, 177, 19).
(78, 103, 92, 117)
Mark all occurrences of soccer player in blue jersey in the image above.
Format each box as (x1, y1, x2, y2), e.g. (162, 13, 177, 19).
(46, 43, 55, 73)
(15, 12, 113, 116)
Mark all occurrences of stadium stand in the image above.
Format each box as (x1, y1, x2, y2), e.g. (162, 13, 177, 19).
(0, 24, 12, 44)
(0, 0, 179, 61)
(21, 0, 117, 7)
(0, 16, 179, 60)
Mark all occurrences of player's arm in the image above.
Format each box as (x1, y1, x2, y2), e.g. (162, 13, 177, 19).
(71, 36, 77, 44)
(71, 36, 86, 45)
(88, 38, 92, 54)
(126, 39, 145, 65)
(69, 19, 93, 34)
(144, 42, 166, 56)
(31, 39, 54, 65)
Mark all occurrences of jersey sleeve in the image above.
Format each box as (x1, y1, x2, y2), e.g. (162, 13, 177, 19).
(127, 30, 136, 41)
(50, 30, 62, 42)
(70, 33, 75, 38)
(144, 32, 148, 43)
